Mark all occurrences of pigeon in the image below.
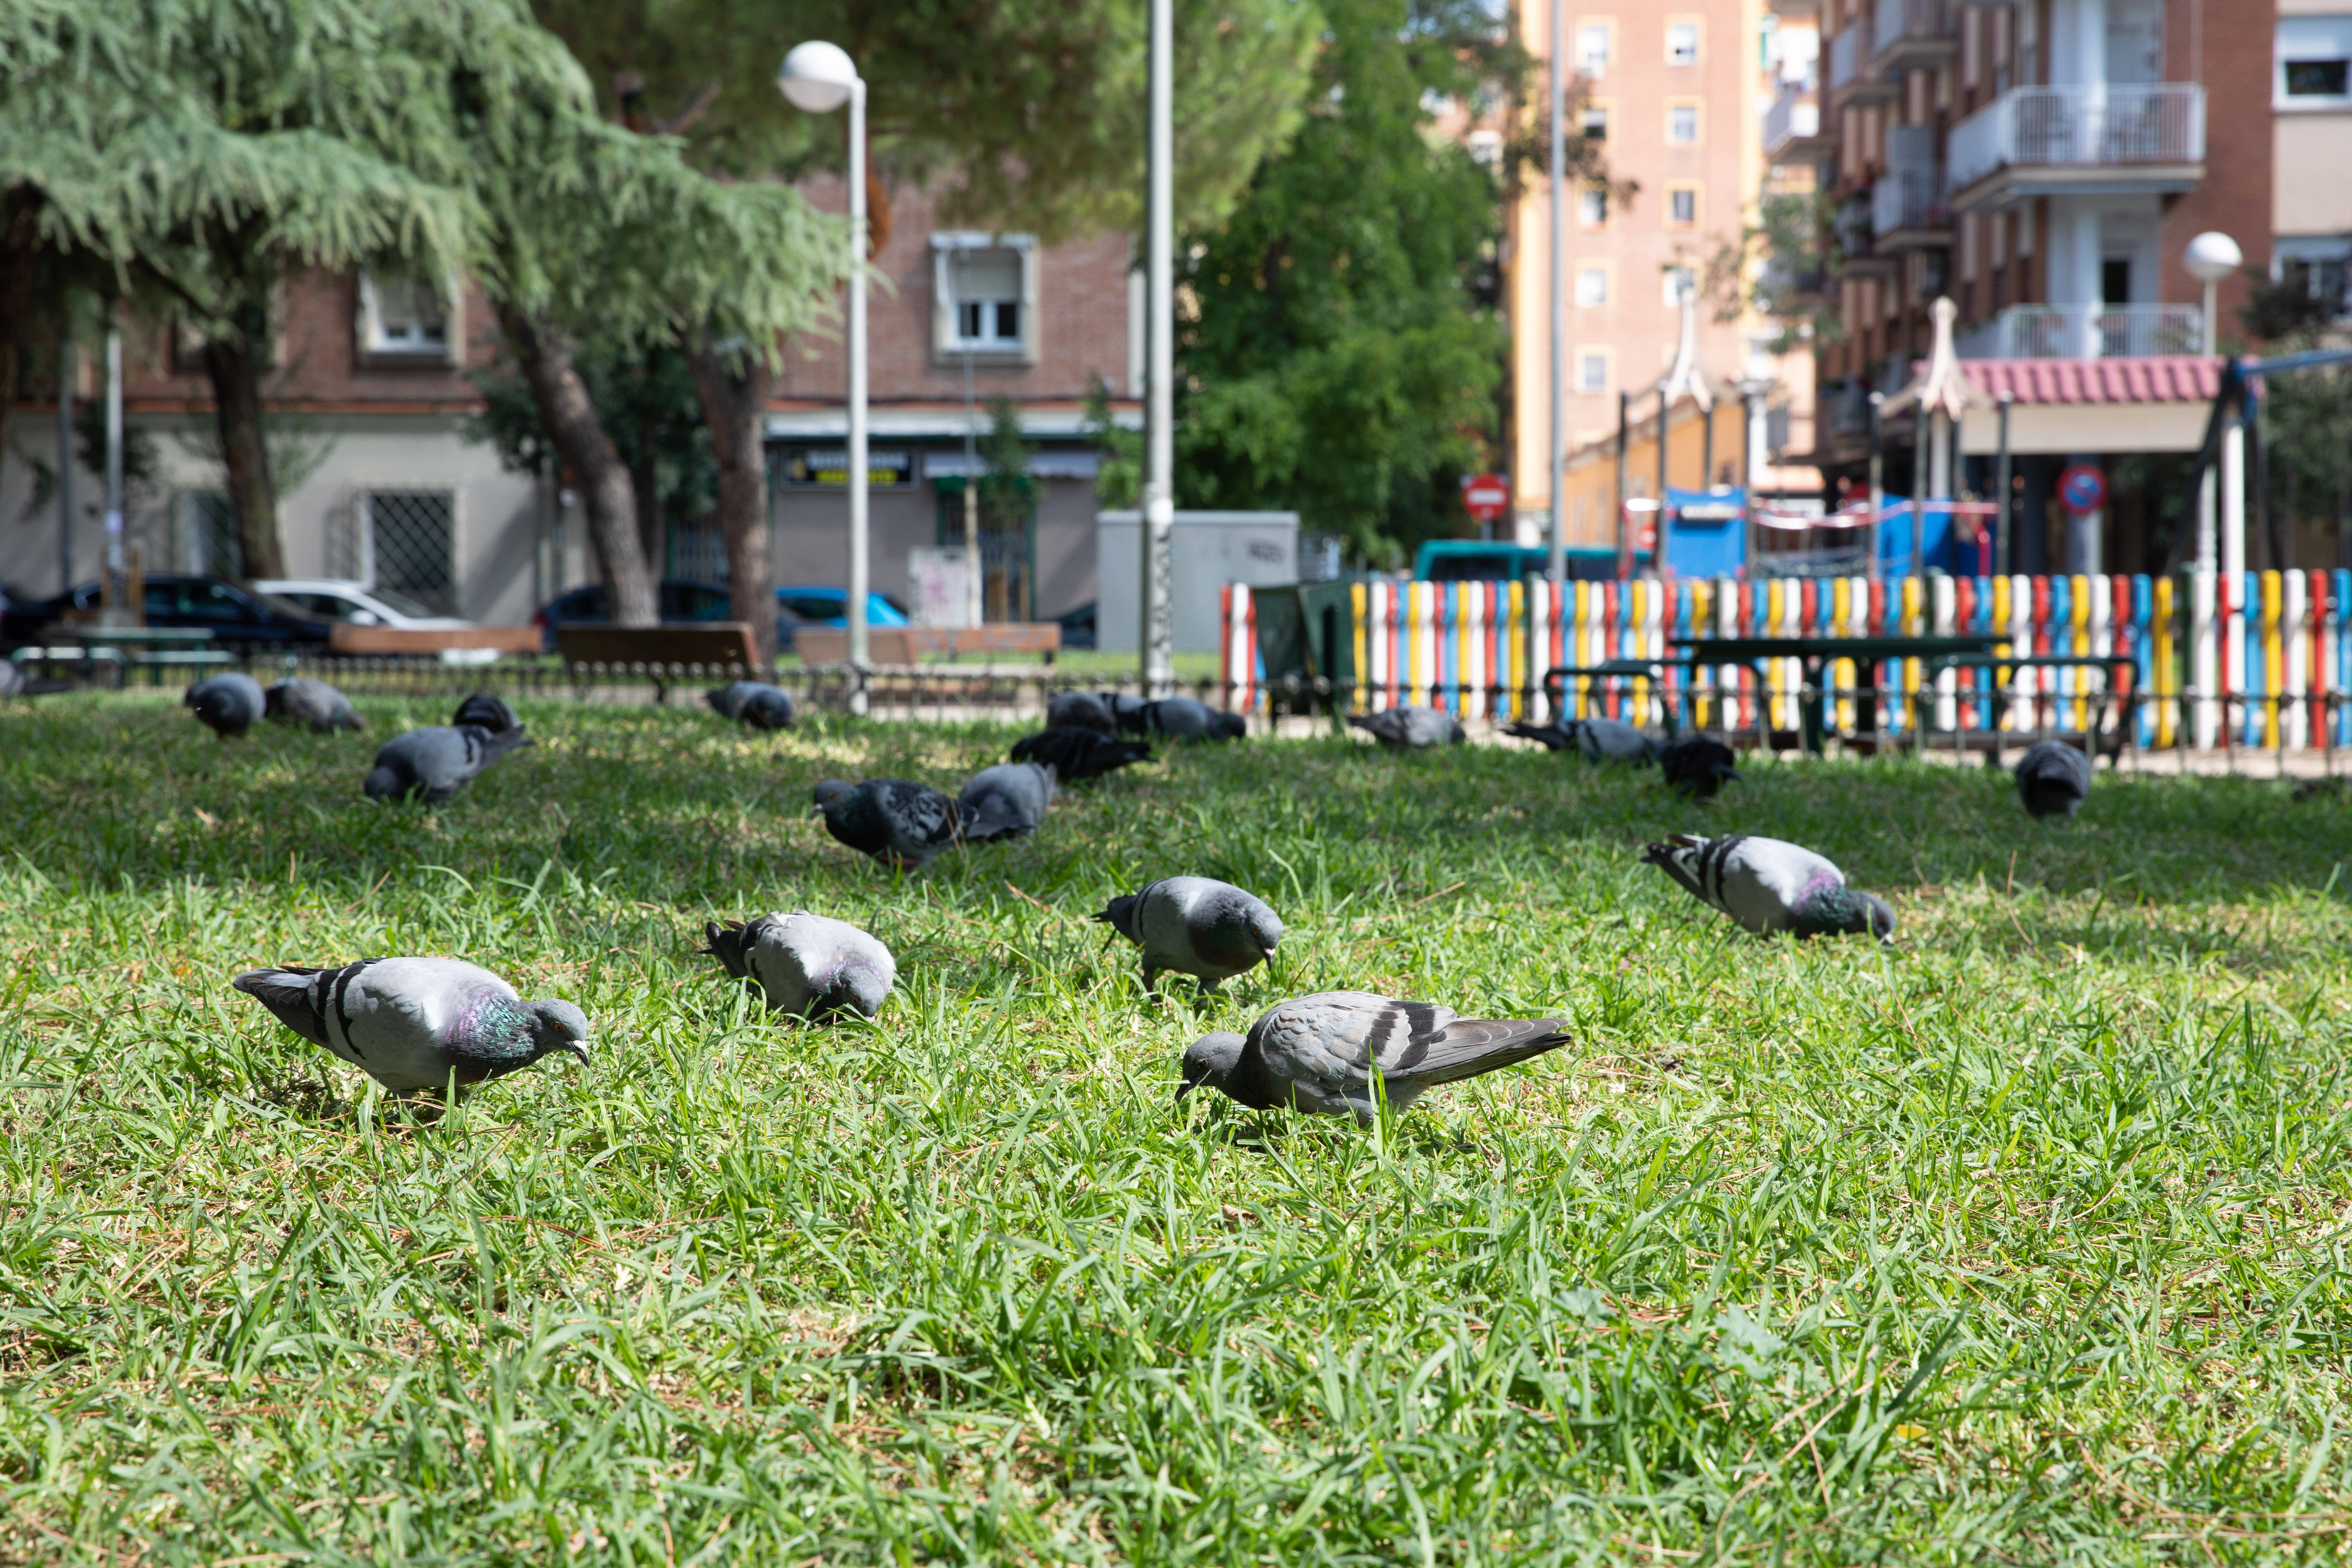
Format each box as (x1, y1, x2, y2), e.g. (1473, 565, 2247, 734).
(450, 692, 519, 733)
(1507, 716, 1659, 763)
(364, 724, 533, 803)
(1105, 692, 1152, 736)
(1046, 690, 1116, 733)
(959, 761, 1057, 836)
(1641, 833, 1895, 941)
(2015, 739, 2092, 819)
(265, 678, 364, 733)
(1178, 991, 1571, 1126)
(1660, 735, 1741, 799)
(814, 778, 1013, 868)
(1095, 876, 1285, 991)
(231, 957, 589, 1096)
(1010, 727, 1153, 783)
(184, 673, 265, 739)
(1145, 696, 1246, 741)
(0, 657, 67, 700)
(1348, 705, 1465, 749)
(706, 681, 795, 731)
(704, 912, 896, 1018)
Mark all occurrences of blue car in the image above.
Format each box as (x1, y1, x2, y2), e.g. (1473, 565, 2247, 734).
(533, 580, 909, 652)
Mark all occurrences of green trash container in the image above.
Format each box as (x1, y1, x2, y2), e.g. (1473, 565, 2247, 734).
(1252, 581, 1355, 733)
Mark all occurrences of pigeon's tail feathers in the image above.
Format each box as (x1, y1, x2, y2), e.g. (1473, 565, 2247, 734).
(960, 795, 1031, 843)
(231, 967, 333, 1047)
(473, 723, 534, 766)
(1094, 894, 1141, 940)
(1408, 1017, 1574, 1086)
(1641, 836, 1717, 906)
(1504, 721, 1567, 750)
(702, 919, 760, 979)
(451, 693, 518, 733)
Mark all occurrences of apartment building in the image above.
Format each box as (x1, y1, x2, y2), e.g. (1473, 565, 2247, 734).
(0, 184, 1140, 624)
(1507, 0, 1822, 550)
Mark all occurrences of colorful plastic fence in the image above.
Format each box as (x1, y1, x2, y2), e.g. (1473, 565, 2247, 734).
(1220, 571, 2352, 749)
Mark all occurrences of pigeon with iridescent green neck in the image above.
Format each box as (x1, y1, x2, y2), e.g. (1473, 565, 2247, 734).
(231, 958, 589, 1095)
(1641, 833, 1894, 941)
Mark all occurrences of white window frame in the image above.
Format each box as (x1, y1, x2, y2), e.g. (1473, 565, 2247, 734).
(1578, 185, 1611, 228)
(1665, 184, 1702, 229)
(1580, 101, 1611, 141)
(1576, 20, 1614, 80)
(1666, 99, 1702, 147)
(1665, 18, 1702, 66)
(932, 233, 1040, 366)
(356, 269, 460, 366)
(2277, 17, 2352, 108)
(1576, 263, 1612, 307)
(1575, 348, 1613, 394)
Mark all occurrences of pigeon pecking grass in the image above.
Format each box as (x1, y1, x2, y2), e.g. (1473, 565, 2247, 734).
(1348, 705, 1466, 749)
(1095, 876, 1284, 992)
(2015, 739, 2092, 819)
(1660, 734, 1740, 799)
(706, 681, 795, 731)
(1641, 832, 1895, 941)
(1179, 991, 1570, 1126)
(1046, 691, 1116, 733)
(1010, 727, 1153, 783)
(185, 674, 265, 739)
(267, 678, 365, 733)
(450, 692, 519, 733)
(364, 724, 533, 803)
(814, 778, 1022, 869)
(958, 761, 1057, 837)
(232, 958, 588, 1097)
(1504, 716, 1658, 763)
(704, 912, 895, 1018)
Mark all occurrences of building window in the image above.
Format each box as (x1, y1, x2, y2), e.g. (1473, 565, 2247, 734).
(357, 271, 455, 364)
(1661, 265, 1696, 305)
(1580, 104, 1609, 140)
(1667, 185, 1700, 228)
(360, 490, 457, 616)
(179, 492, 241, 579)
(1577, 21, 1612, 78)
(2276, 239, 2352, 319)
(1667, 100, 1701, 146)
(1578, 186, 1610, 227)
(1577, 265, 1611, 306)
(933, 234, 1039, 363)
(1665, 19, 1701, 65)
(2279, 18, 2352, 103)
(1576, 350, 1611, 393)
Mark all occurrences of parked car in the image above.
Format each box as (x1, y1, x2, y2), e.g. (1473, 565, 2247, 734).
(251, 578, 474, 630)
(9, 576, 335, 650)
(1054, 601, 1097, 649)
(533, 581, 911, 653)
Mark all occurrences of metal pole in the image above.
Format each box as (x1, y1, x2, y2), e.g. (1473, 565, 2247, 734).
(2201, 278, 2218, 357)
(104, 328, 123, 601)
(56, 336, 73, 598)
(1141, 0, 1176, 696)
(1654, 389, 1669, 518)
(846, 78, 870, 709)
(1547, 0, 1566, 583)
(1994, 391, 2013, 578)
(961, 251, 982, 628)
(1614, 389, 1629, 576)
(2222, 401, 2246, 581)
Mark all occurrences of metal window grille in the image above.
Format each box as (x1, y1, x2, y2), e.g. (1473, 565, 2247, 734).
(668, 524, 729, 586)
(182, 492, 242, 579)
(364, 490, 456, 614)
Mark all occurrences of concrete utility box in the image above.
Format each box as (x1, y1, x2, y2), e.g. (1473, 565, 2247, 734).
(1096, 510, 1299, 653)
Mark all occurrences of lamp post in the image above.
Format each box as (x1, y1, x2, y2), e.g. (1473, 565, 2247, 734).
(1142, 0, 1175, 696)
(2183, 231, 2240, 580)
(1547, 0, 1565, 583)
(2183, 230, 2241, 358)
(779, 41, 869, 708)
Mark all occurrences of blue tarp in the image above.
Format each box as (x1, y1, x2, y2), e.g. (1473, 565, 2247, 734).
(1873, 499, 1988, 576)
(1663, 487, 1745, 579)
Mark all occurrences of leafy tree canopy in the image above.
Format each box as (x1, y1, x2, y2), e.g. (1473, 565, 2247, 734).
(1171, 0, 1531, 565)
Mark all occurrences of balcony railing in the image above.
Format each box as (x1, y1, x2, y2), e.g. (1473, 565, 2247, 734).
(1960, 303, 2205, 359)
(1829, 22, 1868, 92)
(1764, 88, 1821, 158)
(1827, 380, 1873, 438)
(1873, 0, 1955, 63)
(1948, 84, 2207, 192)
(1871, 166, 1948, 236)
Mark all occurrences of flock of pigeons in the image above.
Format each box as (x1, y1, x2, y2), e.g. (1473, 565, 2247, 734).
(179, 672, 2098, 1123)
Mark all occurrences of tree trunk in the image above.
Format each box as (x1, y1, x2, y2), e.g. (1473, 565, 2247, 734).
(203, 327, 286, 581)
(497, 301, 658, 626)
(685, 335, 777, 669)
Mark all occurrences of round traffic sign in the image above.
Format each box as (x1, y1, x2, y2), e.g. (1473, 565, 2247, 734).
(2057, 463, 2107, 517)
(1461, 473, 1511, 523)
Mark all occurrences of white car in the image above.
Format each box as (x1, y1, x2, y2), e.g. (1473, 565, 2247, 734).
(252, 579, 499, 664)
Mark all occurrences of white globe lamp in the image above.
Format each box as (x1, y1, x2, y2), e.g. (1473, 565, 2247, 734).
(2182, 231, 2242, 355)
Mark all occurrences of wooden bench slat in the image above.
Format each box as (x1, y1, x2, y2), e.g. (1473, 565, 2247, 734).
(556, 623, 760, 670)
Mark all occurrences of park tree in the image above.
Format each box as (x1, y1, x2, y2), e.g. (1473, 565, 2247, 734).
(1171, 0, 1595, 564)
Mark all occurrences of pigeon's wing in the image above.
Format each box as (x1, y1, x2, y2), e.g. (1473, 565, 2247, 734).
(232, 964, 360, 1048)
(1348, 711, 1406, 745)
(336, 958, 521, 1089)
(1642, 833, 1734, 915)
(1249, 993, 1463, 1113)
(1506, 722, 1570, 750)
(745, 919, 818, 1013)
(1717, 837, 1843, 932)
(881, 781, 962, 850)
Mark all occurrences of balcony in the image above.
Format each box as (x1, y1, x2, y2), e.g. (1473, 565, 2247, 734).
(1871, 166, 1949, 247)
(1947, 84, 2207, 209)
(1764, 87, 1825, 163)
(1828, 22, 1897, 110)
(1872, 0, 1956, 72)
(1956, 303, 2205, 359)
(1833, 196, 1896, 277)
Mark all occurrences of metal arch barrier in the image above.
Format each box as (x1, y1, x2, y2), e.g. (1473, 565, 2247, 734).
(1919, 652, 2139, 769)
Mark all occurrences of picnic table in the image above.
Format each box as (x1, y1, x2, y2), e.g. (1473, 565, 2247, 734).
(1672, 635, 2003, 755)
(1921, 651, 2138, 765)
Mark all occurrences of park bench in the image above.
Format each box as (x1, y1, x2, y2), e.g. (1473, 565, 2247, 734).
(555, 622, 762, 702)
(793, 623, 1062, 668)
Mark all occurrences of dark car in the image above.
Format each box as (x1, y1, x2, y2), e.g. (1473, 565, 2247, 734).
(11, 576, 335, 649)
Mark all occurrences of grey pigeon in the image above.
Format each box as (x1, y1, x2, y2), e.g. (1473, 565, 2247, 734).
(266, 678, 364, 733)
(706, 681, 795, 731)
(1145, 696, 1245, 741)
(1641, 833, 1894, 941)
(0, 657, 67, 700)
(814, 778, 1013, 869)
(232, 957, 589, 1096)
(1348, 705, 1465, 749)
(185, 673, 265, 739)
(704, 911, 896, 1018)
(959, 761, 1057, 836)
(1660, 735, 1740, 799)
(451, 692, 518, 733)
(1010, 727, 1153, 782)
(1047, 690, 1116, 733)
(1095, 876, 1284, 991)
(1507, 716, 1658, 762)
(2015, 739, 2092, 819)
(364, 724, 533, 803)
(1179, 991, 1570, 1126)
(1106, 691, 1152, 736)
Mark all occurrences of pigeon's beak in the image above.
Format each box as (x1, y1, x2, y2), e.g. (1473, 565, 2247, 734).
(806, 803, 826, 818)
(1174, 1079, 1195, 1102)
(564, 1039, 592, 1064)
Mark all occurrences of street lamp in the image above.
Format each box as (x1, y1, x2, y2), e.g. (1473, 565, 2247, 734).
(2183, 230, 2241, 358)
(779, 40, 869, 708)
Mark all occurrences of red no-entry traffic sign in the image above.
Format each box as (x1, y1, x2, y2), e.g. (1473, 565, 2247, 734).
(1461, 473, 1511, 523)
(2057, 463, 2108, 517)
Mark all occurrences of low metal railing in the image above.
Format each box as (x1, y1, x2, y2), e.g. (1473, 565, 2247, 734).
(1949, 82, 2207, 191)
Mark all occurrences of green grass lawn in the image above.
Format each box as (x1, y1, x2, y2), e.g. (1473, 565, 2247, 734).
(7, 692, 2352, 1564)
